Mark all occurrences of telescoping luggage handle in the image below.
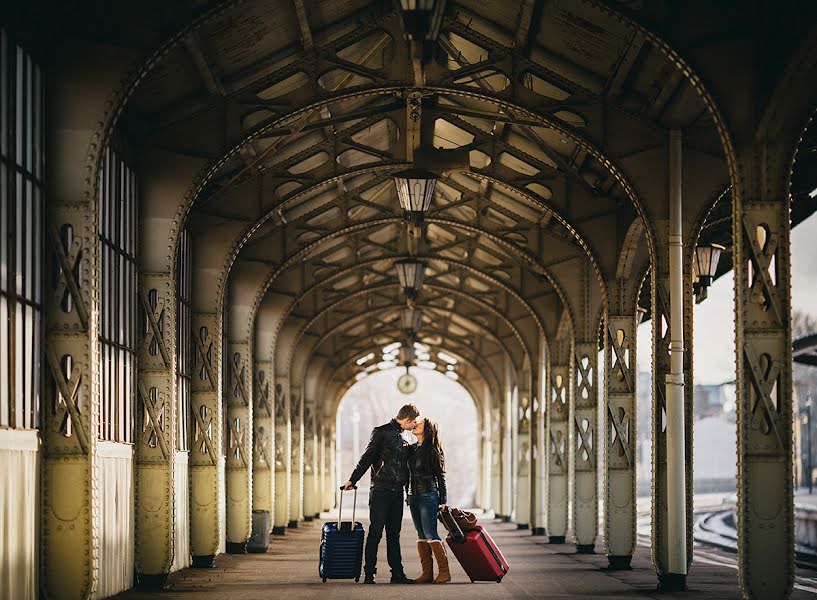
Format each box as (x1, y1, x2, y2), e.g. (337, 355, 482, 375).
(337, 485, 358, 532)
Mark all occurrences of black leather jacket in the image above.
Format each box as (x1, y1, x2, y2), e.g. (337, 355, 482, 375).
(406, 443, 447, 505)
(349, 419, 410, 491)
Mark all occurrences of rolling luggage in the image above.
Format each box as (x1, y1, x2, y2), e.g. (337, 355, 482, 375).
(319, 486, 364, 583)
(446, 525, 510, 583)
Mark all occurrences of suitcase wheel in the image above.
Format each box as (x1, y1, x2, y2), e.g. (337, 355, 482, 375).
(355, 577, 360, 583)
(496, 577, 502, 583)
(470, 579, 474, 583)
(322, 578, 327, 583)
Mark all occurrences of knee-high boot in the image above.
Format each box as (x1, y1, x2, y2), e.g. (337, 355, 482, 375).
(415, 541, 433, 583)
(429, 540, 451, 584)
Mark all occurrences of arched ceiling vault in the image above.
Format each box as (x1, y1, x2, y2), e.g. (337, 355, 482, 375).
(109, 0, 730, 395)
(118, 0, 730, 329)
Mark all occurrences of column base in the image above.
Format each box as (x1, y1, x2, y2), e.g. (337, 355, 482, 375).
(314, 512, 321, 519)
(494, 514, 506, 520)
(247, 545, 269, 554)
(531, 527, 546, 536)
(226, 541, 248, 554)
(516, 523, 529, 530)
(607, 555, 633, 570)
(272, 526, 287, 536)
(501, 515, 511, 523)
(287, 520, 299, 529)
(548, 535, 566, 544)
(576, 544, 595, 554)
(135, 573, 169, 590)
(658, 572, 687, 592)
(304, 515, 314, 522)
(191, 555, 216, 568)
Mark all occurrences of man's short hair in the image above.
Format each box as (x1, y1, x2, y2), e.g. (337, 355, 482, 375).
(396, 403, 420, 420)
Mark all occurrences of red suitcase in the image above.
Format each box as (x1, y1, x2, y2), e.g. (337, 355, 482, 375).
(446, 525, 510, 583)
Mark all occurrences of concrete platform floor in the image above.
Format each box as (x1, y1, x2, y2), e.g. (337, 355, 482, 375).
(115, 515, 817, 599)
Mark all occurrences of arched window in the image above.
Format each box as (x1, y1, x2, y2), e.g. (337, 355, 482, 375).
(0, 29, 43, 430)
(98, 146, 137, 442)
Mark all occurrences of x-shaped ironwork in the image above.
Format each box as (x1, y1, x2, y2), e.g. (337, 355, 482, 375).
(137, 381, 170, 460)
(193, 325, 216, 390)
(744, 343, 785, 449)
(228, 416, 247, 467)
(608, 405, 632, 467)
(140, 286, 170, 367)
(192, 402, 216, 464)
(274, 384, 286, 419)
(230, 351, 249, 405)
(742, 217, 783, 323)
(608, 324, 634, 392)
(575, 352, 594, 401)
(256, 369, 272, 416)
(549, 429, 565, 469)
(46, 346, 88, 453)
(255, 426, 270, 468)
(574, 416, 595, 467)
(48, 223, 88, 329)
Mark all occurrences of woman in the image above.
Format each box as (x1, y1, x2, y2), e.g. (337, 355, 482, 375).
(406, 418, 451, 584)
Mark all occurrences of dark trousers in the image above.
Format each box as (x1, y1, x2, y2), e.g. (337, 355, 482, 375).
(365, 487, 404, 576)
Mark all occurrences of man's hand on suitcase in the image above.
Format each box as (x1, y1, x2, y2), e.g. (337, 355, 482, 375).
(342, 480, 355, 491)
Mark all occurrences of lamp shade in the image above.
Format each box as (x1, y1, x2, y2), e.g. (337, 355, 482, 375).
(393, 169, 437, 214)
(399, 345, 416, 366)
(401, 307, 423, 333)
(694, 243, 725, 287)
(394, 258, 426, 297)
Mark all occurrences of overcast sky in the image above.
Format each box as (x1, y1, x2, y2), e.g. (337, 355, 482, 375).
(637, 211, 817, 385)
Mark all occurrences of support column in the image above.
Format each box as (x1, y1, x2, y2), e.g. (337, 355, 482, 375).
(491, 407, 502, 515)
(252, 361, 274, 539)
(225, 342, 252, 552)
(135, 275, 177, 586)
(289, 385, 304, 527)
(573, 341, 598, 553)
(500, 381, 514, 521)
(533, 352, 548, 535)
(303, 402, 320, 520)
(272, 377, 291, 534)
(190, 313, 224, 567)
(42, 204, 97, 599)
(733, 147, 794, 598)
(323, 425, 333, 511)
(547, 360, 569, 544)
(515, 374, 532, 529)
(604, 313, 638, 569)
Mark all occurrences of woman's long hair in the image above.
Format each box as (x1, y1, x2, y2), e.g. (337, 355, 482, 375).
(420, 418, 446, 472)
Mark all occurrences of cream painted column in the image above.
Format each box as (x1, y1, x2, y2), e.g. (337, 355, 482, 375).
(289, 385, 305, 527)
(303, 402, 320, 520)
(533, 351, 548, 535)
(572, 341, 598, 553)
(604, 314, 638, 569)
(189, 313, 224, 567)
(490, 406, 502, 515)
(515, 374, 533, 529)
(322, 425, 333, 511)
(252, 361, 274, 536)
(135, 274, 177, 585)
(272, 376, 291, 534)
(547, 361, 570, 544)
(225, 342, 252, 552)
(42, 203, 98, 599)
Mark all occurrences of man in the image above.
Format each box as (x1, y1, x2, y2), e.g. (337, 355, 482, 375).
(343, 403, 420, 584)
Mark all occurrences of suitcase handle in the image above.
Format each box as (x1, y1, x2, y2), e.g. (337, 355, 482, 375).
(337, 485, 357, 530)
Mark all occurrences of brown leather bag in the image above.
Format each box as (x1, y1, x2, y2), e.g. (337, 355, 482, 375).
(450, 508, 478, 532)
(438, 506, 465, 543)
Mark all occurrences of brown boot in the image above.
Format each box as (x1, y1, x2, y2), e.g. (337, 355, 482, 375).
(414, 541, 434, 583)
(429, 540, 451, 583)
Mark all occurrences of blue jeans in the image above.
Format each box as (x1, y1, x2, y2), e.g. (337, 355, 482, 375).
(408, 490, 441, 541)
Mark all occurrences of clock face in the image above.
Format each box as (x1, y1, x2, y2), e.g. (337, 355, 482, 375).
(397, 373, 417, 395)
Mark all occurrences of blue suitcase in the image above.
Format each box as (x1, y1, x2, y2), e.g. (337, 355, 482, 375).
(319, 486, 364, 582)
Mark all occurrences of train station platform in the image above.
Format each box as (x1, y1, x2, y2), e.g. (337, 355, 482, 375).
(113, 512, 817, 600)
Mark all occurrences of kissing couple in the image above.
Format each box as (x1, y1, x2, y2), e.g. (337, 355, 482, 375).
(342, 403, 450, 584)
